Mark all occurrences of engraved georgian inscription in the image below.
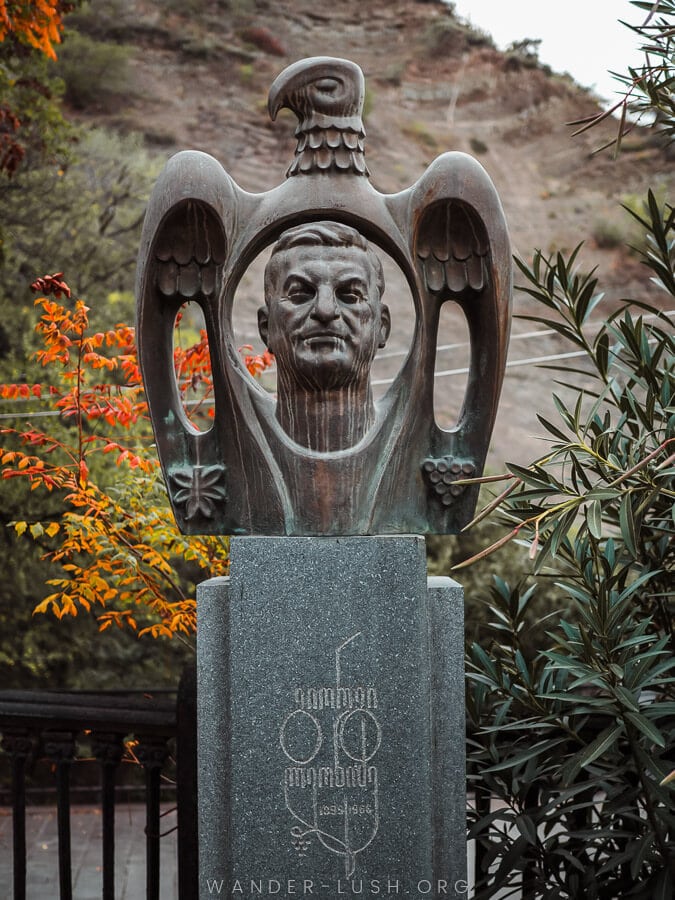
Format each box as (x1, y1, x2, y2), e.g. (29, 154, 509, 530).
(198, 538, 468, 899)
(279, 632, 381, 877)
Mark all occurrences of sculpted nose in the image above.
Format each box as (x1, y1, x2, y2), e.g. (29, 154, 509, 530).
(310, 285, 339, 322)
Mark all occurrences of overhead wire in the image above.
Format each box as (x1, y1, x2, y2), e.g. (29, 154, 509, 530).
(0, 310, 672, 420)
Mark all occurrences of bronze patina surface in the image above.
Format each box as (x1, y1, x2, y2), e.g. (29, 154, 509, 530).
(136, 56, 512, 535)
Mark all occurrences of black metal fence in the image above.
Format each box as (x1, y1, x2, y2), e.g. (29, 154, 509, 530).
(3, 669, 513, 898)
(0, 665, 197, 900)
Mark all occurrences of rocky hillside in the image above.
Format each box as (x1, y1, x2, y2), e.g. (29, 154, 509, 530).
(63, 0, 673, 465)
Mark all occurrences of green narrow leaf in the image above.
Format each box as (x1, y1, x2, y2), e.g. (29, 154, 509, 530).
(613, 685, 639, 711)
(549, 508, 576, 558)
(536, 414, 570, 442)
(619, 492, 638, 558)
(618, 568, 658, 602)
(587, 487, 621, 500)
(514, 650, 532, 689)
(585, 288, 606, 321)
(648, 188, 668, 255)
(471, 643, 498, 681)
(625, 710, 666, 747)
(630, 833, 655, 880)
(614, 96, 627, 158)
(491, 835, 530, 889)
(587, 500, 603, 539)
(504, 462, 552, 489)
(562, 723, 623, 784)
(515, 814, 538, 846)
(484, 737, 565, 773)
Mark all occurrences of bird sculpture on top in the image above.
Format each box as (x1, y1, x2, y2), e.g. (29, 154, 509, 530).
(136, 56, 511, 537)
(268, 57, 369, 177)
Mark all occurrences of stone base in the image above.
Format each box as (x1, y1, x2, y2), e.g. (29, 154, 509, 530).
(197, 536, 466, 899)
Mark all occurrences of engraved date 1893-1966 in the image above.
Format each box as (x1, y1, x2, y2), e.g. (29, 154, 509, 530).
(280, 633, 381, 878)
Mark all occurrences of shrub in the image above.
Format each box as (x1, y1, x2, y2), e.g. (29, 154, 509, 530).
(505, 37, 542, 71)
(426, 503, 560, 655)
(54, 30, 134, 111)
(591, 216, 625, 249)
(0, 127, 161, 373)
(422, 15, 494, 57)
(467, 192, 675, 898)
(62, 0, 141, 43)
(469, 136, 488, 155)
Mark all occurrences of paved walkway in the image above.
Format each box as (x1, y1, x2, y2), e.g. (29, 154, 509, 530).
(0, 805, 178, 900)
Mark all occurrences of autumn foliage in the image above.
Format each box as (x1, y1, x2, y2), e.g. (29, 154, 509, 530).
(0, 1, 69, 175)
(0, 275, 273, 638)
(0, 1, 66, 60)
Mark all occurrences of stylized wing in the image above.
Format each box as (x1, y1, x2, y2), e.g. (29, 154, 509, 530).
(152, 198, 226, 302)
(408, 152, 512, 521)
(136, 150, 237, 533)
(416, 199, 490, 298)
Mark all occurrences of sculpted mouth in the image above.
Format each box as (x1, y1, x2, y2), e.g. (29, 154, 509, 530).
(301, 332, 345, 346)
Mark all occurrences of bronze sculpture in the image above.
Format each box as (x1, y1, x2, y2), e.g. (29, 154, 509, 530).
(259, 221, 390, 453)
(136, 56, 511, 536)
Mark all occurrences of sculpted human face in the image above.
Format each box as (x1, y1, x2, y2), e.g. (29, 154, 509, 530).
(259, 244, 390, 391)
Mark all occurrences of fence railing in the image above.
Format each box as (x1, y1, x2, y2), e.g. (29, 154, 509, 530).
(4, 666, 548, 898)
(0, 665, 197, 900)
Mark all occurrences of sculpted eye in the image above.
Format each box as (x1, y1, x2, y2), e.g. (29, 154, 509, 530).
(286, 280, 314, 303)
(337, 282, 365, 304)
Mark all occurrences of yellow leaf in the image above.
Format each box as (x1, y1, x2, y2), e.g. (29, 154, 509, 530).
(14, 521, 27, 536)
(45, 522, 60, 537)
(33, 597, 52, 615)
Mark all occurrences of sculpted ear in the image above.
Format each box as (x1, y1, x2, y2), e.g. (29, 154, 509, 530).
(257, 306, 271, 350)
(378, 303, 391, 349)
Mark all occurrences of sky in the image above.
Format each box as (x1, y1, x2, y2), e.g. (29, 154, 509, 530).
(448, 0, 647, 107)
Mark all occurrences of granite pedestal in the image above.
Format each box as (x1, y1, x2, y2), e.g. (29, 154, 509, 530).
(197, 536, 466, 899)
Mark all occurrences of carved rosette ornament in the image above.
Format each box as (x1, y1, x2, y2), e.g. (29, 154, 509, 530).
(169, 465, 227, 521)
(136, 56, 511, 536)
